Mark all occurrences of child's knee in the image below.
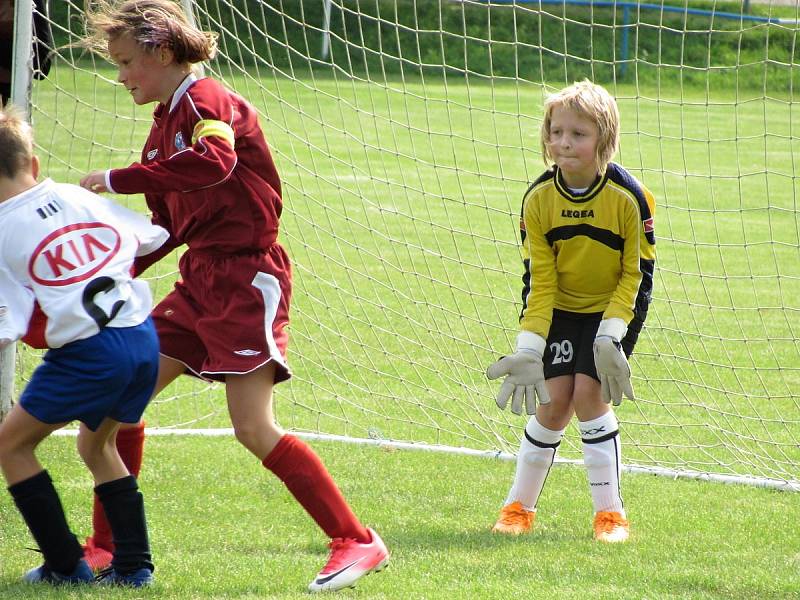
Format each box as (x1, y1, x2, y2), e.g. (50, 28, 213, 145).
(76, 432, 107, 465)
(0, 435, 33, 470)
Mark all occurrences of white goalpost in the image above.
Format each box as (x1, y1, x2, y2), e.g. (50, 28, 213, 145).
(0, 0, 33, 421)
(6, 0, 800, 491)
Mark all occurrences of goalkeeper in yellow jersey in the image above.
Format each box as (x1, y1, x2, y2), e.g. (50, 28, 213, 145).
(487, 79, 656, 543)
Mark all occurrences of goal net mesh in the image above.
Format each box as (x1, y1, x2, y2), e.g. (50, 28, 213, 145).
(16, 0, 800, 489)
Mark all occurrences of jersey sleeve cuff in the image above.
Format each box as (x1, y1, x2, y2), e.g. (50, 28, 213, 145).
(596, 317, 628, 342)
(516, 331, 546, 355)
(105, 169, 117, 194)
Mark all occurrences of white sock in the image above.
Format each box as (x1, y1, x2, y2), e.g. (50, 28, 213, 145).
(580, 411, 624, 515)
(504, 417, 565, 511)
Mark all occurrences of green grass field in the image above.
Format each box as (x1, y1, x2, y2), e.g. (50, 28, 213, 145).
(1, 52, 798, 597)
(1, 436, 798, 599)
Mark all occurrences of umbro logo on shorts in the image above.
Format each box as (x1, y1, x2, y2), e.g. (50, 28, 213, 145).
(234, 349, 262, 356)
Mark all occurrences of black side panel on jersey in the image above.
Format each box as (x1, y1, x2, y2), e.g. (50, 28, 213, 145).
(520, 168, 556, 245)
(605, 163, 656, 246)
(605, 163, 657, 356)
(519, 258, 531, 322)
(518, 169, 556, 320)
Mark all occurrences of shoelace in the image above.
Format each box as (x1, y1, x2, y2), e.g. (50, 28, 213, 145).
(595, 513, 626, 532)
(321, 538, 358, 571)
(499, 506, 530, 524)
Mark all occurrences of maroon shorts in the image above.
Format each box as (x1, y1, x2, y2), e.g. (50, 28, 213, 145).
(152, 245, 292, 383)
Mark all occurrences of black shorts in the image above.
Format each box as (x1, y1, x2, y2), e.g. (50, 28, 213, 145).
(543, 309, 603, 381)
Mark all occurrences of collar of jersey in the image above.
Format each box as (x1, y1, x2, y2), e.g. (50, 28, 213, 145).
(168, 73, 199, 113)
(554, 167, 607, 203)
(0, 178, 53, 217)
(153, 73, 200, 124)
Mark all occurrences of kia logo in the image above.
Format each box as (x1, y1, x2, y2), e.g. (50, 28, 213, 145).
(29, 222, 121, 286)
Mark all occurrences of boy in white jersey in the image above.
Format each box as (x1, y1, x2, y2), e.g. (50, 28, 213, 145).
(487, 80, 656, 542)
(0, 105, 168, 586)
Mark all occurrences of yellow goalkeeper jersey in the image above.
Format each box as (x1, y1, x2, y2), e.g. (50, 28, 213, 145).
(518, 163, 656, 339)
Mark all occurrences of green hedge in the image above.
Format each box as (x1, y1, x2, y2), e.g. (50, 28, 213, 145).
(49, 0, 799, 90)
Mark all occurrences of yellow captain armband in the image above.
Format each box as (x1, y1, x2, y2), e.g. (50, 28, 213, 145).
(191, 119, 235, 148)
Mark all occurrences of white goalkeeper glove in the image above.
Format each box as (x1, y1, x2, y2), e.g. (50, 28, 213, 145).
(486, 331, 551, 415)
(593, 318, 634, 406)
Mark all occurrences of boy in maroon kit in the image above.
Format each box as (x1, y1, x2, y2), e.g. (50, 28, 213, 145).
(79, 1, 388, 592)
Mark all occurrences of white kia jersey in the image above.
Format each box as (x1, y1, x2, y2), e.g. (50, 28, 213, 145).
(0, 179, 169, 348)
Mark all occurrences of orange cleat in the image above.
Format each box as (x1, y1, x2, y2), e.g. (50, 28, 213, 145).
(491, 501, 535, 535)
(593, 511, 630, 543)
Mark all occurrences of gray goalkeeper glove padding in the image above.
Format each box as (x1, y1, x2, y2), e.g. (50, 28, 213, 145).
(486, 331, 551, 415)
(593, 318, 634, 406)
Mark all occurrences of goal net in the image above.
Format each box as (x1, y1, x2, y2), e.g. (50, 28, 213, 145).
(9, 0, 800, 490)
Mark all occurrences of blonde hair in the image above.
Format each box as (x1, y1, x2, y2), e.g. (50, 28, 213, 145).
(540, 79, 620, 174)
(0, 104, 34, 179)
(83, 0, 217, 64)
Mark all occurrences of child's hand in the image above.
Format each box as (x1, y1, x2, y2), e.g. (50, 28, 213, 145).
(486, 331, 551, 415)
(593, 318, 634, 406)
(79, 171, 109, 194)
(593, 337, 634, 405)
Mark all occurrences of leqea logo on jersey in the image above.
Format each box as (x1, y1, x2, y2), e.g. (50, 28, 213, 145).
(29, 222, 122, 286)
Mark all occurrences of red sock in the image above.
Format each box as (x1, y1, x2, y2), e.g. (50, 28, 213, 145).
(262, 435, 370, 543)
(89, 422, 146, 551)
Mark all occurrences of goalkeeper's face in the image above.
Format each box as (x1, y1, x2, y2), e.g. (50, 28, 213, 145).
(108, 34, 177, 106)
(546, 106, 600, 189)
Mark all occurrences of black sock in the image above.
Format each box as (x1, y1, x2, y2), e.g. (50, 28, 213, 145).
(8, 470, 83, 574)
(95, 475, 153, 574)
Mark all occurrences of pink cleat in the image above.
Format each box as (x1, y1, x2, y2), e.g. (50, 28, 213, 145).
(308, 527, 389, 592)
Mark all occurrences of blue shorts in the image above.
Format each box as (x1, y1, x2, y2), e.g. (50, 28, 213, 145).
(19, 318, 159, 431)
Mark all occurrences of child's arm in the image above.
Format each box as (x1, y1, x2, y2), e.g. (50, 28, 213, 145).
(603, 187, 656, 327)
(594, 185, 657, 405)
(111, 87, 241, 197)
(487, 190, 555, 415)
(108, 126, 236, 195)
(518, 191, 558, 339)
(0, 266, 36, 347)
(81, 85, 239, 197)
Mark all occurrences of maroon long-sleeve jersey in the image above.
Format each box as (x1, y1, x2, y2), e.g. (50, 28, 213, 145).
(109, 74, 283, 269)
